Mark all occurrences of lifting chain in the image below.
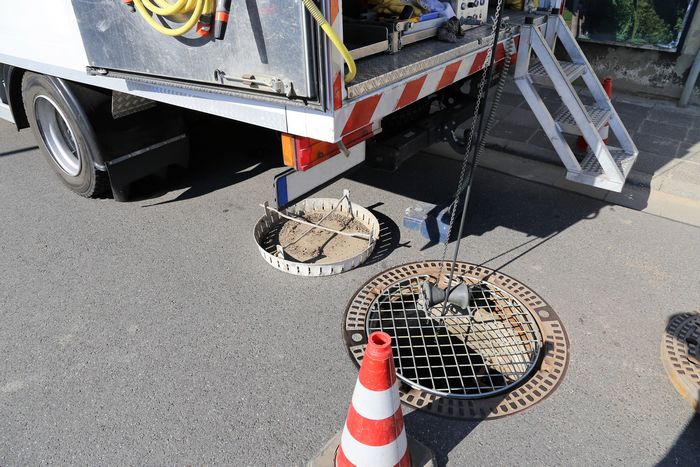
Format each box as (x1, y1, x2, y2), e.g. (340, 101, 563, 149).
(436, 0, 514, 287)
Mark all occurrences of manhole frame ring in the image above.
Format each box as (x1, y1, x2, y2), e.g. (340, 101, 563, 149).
(660, 311, 700, 412)
(342, 261, 570, 420)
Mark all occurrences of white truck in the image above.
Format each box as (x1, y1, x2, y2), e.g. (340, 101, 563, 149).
(1, 1, 634, 205)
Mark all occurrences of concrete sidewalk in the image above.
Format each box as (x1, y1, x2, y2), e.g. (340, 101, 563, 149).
(429, 80, 700, 226)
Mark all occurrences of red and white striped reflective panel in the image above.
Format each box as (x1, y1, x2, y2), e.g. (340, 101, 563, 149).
(338, 39, 518, 140)
(336, 332, 409, 467)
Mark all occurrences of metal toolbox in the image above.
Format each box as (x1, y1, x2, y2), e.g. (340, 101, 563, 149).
(71, 0, 319, 100)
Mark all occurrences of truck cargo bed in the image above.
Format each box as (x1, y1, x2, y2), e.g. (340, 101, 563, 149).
(347, 10, 536, 99)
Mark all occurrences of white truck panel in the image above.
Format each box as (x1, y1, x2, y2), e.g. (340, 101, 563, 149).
(286, 106, 337, 143)
(0, 2, 543, 146)
(0, 0, 304, 136)
(125, 81, 290, 132)
(0, 1, 89, 76)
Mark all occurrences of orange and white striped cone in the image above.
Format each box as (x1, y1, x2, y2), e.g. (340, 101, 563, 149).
(336, 332, 410, 467)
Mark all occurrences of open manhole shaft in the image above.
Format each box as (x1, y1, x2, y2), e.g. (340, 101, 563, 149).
(367, 275, 543, 400)
(344, 261, 569, 420)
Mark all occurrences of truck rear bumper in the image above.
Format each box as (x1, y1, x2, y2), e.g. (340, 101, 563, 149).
(274, 141, 365, 209)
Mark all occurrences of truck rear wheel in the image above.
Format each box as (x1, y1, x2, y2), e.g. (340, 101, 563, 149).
(21, 73, 110, 197)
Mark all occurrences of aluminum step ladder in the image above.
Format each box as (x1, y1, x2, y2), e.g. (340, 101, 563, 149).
(513, 12, 639, 192)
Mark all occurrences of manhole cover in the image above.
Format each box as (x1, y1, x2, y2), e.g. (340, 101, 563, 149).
(343, 261, 570, 419)
(661, 311, 700, 411)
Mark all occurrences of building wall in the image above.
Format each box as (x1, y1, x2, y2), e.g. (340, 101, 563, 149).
(576, 5, 700, 104)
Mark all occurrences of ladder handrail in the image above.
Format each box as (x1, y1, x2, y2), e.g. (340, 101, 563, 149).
(511, 11, 641, 191)
(553, 16, 638, 157)
(527, 24, 624, 183)
(514, 24, 581, 173)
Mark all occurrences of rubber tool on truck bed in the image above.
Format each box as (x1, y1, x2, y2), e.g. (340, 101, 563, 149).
(214, 0, 232, 39)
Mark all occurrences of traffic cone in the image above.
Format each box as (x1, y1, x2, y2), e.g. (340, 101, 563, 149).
(336, 331, 410, 467)
(308, 332, 436, 467)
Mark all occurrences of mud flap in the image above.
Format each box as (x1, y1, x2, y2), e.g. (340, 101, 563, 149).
(99, 104, 190, 201)
(106, 134, 189, 201)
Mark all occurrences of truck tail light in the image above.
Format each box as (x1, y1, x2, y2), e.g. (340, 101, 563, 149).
(281, 125, 375, 172)
(281, 133, 297, 168)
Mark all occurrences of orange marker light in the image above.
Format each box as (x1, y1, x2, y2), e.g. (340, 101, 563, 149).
(280, 125, 375, 172)
(281, 133, 296, 169)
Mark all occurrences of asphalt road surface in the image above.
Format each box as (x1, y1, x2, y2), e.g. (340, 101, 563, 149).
(1, 118, 699, 466)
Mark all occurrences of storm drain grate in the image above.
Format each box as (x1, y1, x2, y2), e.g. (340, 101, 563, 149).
(344, 261, 570, 419)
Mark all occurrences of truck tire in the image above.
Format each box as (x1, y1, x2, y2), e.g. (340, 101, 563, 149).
(21, 72, 110, 197)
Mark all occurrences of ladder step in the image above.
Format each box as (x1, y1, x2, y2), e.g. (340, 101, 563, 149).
(566, 147, 638, 192)
(529, 61, 586, 86)
(553, 105, 611, 135)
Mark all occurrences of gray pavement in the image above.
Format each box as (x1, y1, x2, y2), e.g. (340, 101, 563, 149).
(1, 119, 699, 466)
(428, 80, 700, 227)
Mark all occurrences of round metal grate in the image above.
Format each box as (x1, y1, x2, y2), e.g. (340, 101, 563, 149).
(344, 261, 570, 419)
(366, 275, 543, 399)
(661, 311, 700, 411)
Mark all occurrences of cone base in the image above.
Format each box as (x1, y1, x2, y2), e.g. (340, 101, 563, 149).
(307, 432, 436, 467)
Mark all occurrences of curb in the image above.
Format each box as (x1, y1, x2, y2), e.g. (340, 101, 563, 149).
(424, 143, 700, 227)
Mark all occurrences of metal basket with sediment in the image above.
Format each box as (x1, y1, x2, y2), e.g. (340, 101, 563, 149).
(254, 192, 380, 276)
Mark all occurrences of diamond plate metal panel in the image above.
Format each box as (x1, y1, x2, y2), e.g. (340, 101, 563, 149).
(111, 91, 157, 119)
(553, 104, 610, 134)
(529, 60, 586, 86)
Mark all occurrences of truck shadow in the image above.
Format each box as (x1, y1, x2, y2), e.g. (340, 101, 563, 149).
(138, 157, 273, 206)
(362, 202, 411, 267)
(348, 151, 602, 247)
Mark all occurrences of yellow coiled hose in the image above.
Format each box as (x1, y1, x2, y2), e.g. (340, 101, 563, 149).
(133, 0, 214, 37)
(301, 0, 356, 83)
(132, 0, 355, 83)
